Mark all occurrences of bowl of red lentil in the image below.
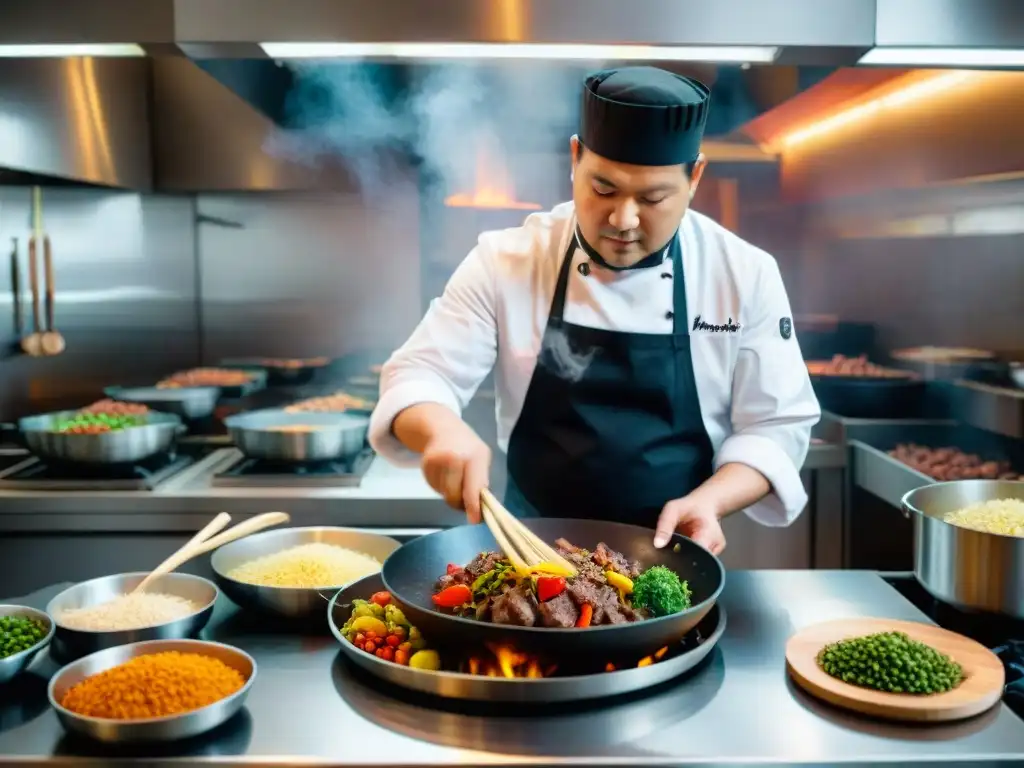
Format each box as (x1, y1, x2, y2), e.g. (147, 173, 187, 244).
(47, 638, 256, 743)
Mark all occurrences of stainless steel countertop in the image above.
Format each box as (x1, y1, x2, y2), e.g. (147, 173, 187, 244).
(0, 444, 843, 530)
(1, 570, 1021, 767)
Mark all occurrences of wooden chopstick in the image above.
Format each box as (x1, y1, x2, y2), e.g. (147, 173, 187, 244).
(480, 489, 577, 575)
(481, 504, 529, 573)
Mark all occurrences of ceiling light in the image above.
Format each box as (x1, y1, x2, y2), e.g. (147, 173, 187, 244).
(859, 47, 1024, 68)
(778, 71, 974, 149)
(259, 42, 778, 63)
(0, 44, 145, 58)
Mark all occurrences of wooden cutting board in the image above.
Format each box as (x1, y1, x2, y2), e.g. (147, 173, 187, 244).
(786, 618, 1005, 723)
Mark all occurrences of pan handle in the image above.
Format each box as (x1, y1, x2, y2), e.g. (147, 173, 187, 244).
(0, 422, 25, 448)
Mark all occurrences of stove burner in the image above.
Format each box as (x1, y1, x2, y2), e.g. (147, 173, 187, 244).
(212, 449, 374, 488)
(884, 574, 1024, 721)
(0, 449, 199, 491)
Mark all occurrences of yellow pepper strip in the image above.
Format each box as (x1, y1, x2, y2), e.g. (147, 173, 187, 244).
(527, 561, 575, 578)
(605, 570, 634, 594)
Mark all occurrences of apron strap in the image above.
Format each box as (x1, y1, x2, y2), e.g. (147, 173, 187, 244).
(547, 239, 578, 322)
(669, 233, 688, 334)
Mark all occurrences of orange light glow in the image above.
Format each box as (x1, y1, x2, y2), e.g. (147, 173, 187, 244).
(444, 142, 541, 211)
(777, 70, 978, 150)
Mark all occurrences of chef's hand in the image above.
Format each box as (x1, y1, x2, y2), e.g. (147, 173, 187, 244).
(421, 426, 492, 524)
(653, 497, 727, 556)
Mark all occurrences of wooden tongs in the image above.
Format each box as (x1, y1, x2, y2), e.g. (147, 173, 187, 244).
(479, 489, 576, 578)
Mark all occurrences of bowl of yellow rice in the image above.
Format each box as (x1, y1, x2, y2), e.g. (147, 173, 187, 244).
(210, 527, 400, 618)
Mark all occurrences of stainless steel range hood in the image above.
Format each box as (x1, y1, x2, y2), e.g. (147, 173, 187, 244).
(1, 0, 875, 65)
(0, 58, 152, 188)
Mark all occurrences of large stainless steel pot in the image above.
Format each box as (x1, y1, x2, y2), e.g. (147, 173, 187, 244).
(17, 410, 184, 464)
(902, 479, 1024, 618)
(223, 408, 369, 462)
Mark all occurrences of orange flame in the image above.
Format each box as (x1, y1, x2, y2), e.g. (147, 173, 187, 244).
(444, 142, 541, 211)
(462, 643, 672, 678)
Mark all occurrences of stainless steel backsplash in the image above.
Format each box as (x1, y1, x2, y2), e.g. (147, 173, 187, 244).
(0, 186, 199, 417)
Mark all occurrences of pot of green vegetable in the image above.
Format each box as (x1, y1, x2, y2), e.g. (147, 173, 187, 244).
(14, 410, 184, 464)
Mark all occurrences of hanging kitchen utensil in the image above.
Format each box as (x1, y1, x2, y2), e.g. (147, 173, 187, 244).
(8, 237, 22, 347)
(41, 226, 65, 356)
(786, 617, 1004, 723)
(20, 188, 44, 356)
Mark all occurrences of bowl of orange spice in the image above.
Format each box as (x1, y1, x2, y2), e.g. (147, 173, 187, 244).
(47, 639, 256, 743)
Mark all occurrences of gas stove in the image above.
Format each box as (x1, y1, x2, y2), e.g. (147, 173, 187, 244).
(884, 573, 1024, 720)
(211, 448, 375, 488)
(0, 443, 212, 491)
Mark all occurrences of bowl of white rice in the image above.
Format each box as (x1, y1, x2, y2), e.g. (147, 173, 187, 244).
(210, 526, 401, 618)
(46, 572, 218, 660)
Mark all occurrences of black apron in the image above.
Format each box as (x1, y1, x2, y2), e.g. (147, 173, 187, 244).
(504, 232, 715, 528)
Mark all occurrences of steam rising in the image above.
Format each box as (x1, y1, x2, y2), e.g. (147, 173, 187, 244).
(540, 328, 596, 383)
(266, 60, 579, 202)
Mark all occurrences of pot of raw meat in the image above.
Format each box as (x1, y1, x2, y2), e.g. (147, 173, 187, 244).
(380, 518, 724, 657)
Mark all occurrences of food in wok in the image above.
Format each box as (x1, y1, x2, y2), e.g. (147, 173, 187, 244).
(284, 391, 374, 413)
(158, 368, 257, 388)
(256, 357, 329, 369)
(433, 539, 691, 629)
(77, 399, 150, 416)
(51, 412, 146, 434)
(806, 354, 915, 379)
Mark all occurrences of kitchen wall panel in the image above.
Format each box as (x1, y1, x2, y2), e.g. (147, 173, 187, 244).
(0, 187, 199, 418)
(196, 185, 422, 363)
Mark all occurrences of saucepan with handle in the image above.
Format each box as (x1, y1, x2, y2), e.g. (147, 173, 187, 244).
(902, 479, 1024, 619)
(223, 408, 369, 462)
(3, 409, 185, 464)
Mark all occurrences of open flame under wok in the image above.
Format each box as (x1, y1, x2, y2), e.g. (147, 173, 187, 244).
(461, 643, 672, 679)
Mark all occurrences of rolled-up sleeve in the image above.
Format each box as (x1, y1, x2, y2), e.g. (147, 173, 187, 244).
(716, 258, 821, 526)
(369, 243, 498, 466)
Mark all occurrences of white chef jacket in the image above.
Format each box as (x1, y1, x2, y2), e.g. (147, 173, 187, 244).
(369, 202, 821, 526)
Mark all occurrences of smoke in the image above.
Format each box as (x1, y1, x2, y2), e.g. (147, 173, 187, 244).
(266, 60, 579, 203)
(540, 328, 596, 383)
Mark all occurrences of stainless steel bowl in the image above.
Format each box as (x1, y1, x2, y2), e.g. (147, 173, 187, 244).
(0, 604, 55, 684)
(210, 526, 400, 618)
(223, 409, 370, 462)
(105, 386, 221, 420)
(48, 638, 255, 744)
(46, 573, 218, 660)
(18, 410, 184, 464)
(903, 480, 1024, 618)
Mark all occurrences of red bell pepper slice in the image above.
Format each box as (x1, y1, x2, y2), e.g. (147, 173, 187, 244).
(432, 583, 472, 608)
(536, 576, 566, 602)
(576, 603, 594, 628)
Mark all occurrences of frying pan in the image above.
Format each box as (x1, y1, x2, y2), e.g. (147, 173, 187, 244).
(219, 357, 331, 386)
(381, 518, 725, 658)
(104, 386, 221, 420)
(8, 410, 183, 464)
(223, 408, 369, 462)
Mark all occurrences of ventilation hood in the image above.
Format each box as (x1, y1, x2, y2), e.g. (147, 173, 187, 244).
(0, 57, 152, 188)
(1, 0, 875, 65)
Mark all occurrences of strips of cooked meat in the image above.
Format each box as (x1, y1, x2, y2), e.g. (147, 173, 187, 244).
(491, 584, 539, 627)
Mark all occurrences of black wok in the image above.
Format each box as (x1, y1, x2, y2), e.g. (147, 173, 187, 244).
(381, 518, 725, 658)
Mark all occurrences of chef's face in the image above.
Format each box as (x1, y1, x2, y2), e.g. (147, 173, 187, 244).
(571, 136, 706, 268)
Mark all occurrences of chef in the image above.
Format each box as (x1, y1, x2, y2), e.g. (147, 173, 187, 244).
(369, 66, 820, 555)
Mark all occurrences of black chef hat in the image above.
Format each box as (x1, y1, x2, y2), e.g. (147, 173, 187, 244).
(580, 66, 710, 166)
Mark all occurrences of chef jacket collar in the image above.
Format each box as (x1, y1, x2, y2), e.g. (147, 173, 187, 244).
(574, 226, 672, 271)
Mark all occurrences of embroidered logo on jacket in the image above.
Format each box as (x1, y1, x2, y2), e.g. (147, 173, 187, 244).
(691, 315, 741, 333)
(780, 317, 793, 340)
